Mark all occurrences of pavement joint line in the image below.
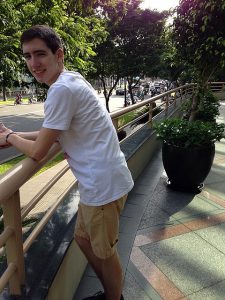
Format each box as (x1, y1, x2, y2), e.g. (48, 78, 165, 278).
(130, 246, 185, 300)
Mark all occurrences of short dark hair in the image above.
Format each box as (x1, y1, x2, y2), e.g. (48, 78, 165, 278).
(20, 25, 63, 53)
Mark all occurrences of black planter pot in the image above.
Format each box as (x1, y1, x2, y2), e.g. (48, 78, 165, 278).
(162, 142, 215, 193)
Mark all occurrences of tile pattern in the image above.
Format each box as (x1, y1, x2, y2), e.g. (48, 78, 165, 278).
(129, 158, 225, 300)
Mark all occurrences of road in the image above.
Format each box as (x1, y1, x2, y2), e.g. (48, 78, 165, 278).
(0, 94, 125, 163)
(0, 103, 45, 163)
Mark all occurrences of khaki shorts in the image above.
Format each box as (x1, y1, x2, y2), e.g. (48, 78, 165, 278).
(74, 194, 127, 259)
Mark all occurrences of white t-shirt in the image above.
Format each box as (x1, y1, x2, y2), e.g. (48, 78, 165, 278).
(42, 71, 134, 205)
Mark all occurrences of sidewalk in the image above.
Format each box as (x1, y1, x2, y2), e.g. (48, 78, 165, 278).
(19, 160, 75, 217)
(74, 103, 225, 300)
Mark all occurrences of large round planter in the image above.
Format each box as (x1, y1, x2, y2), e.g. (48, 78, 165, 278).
(162, 142, 215, 193)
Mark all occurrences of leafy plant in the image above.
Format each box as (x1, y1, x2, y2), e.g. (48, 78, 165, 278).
(182, 89, 220, 122)
(154, 118, 225, 148)
(172, 0, 225, 121)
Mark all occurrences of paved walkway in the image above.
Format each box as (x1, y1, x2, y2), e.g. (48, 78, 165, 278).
(19, 160, 75, 217)
(75, 102, 225, 300)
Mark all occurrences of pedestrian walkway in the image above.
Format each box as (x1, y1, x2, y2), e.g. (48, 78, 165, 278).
(19, 159, 75, 217)
(75, 103, 225, 300)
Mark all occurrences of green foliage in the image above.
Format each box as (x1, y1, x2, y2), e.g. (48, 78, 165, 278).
(172, 0, 225, 82)
(154, 118, 225, 148)
(91, 2, 166, 107)
(182, 90, 220, 121)
(0, 0, 108, 88)
(0, 1, 22, 96)
(113, 8, 166, 78)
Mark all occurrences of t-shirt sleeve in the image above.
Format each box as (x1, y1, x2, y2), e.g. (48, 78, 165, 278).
(43, 85, 76, 130)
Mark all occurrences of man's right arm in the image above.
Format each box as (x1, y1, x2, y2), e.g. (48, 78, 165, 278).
(0, 123, 39, 147)
(16, 131, 39, 141)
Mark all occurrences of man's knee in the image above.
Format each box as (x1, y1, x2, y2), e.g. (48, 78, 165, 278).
(74, 234, 89, 249)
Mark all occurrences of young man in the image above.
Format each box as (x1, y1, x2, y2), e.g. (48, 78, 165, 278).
(0, 25, 133, 300)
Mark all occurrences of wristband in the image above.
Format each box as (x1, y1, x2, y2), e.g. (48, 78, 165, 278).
(5, 132, 16, 143)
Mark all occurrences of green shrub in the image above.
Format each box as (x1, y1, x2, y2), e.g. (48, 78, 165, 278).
(154, 118, 225, 148)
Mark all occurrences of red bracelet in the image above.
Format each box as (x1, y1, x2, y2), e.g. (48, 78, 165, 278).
(5, 132, 16, 143)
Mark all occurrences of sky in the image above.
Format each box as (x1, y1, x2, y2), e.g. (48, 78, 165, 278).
(140, 0, 180, 11)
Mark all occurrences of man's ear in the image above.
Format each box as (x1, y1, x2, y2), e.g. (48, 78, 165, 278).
(56, 48, 64, 62)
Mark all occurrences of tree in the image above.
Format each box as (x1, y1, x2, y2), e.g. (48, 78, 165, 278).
(91, 1, 166, 110)
(172, 0, 225, 120)
(0, 1, 21, 100)
(19, 0, 108, 75)
(114, 7, 166, 103)
(0, 0, 108, 101)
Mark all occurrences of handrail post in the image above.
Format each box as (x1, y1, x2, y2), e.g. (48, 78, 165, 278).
(165, 94, 169, 116)
(179, 88, 183, 102)
(2, 191, 25, 295)
(174, 91, 177, 107)
(148, 102, 153, 128)
(184, 86, 187, 101)
(112, 118, 119, 132)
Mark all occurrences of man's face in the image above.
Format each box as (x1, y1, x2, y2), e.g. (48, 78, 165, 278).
(22, 38, 64, 86)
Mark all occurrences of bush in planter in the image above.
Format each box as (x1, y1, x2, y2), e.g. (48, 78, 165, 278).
(182, 90, 220, 122)
(154, 119, 225, 148)
(154, 119, 225, 192)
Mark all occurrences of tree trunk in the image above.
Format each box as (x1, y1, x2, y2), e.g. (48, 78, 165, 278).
(2, 74, 7, 101)
(188, 67, 218, 121)
(100, 75, 120, 112)
(189, 92, 199, 121)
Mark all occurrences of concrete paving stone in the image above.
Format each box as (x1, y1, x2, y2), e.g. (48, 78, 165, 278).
(131, 184, 157, 196)
(140, 232, 225, 296)
(138, 202, 173, 230)
(118, 232, 136, 253)
(195, 223, 225, 255)
(142, 177, 196, 215)
(137, 218, 181, 235)
(126, 193, 150, 207)
(121, 202, 146, 219)
(119, 215, 141, 234)
(187, 279, 225, 300)
(120, 253, 132, 274)
(171, 194, 225, 223)
(135, 163, 164, 187)
(73, 276, 102, 300)
(205, 183, 225, 201)
(205, 166, 225, 187)
(82, 264, 97, 278)
(125, 262, 162, 300)
(118, 232, 136, 271)
(123, 270, 154, 300)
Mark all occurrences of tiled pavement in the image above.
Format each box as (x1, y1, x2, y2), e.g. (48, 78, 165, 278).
(75, 102, 225, 300)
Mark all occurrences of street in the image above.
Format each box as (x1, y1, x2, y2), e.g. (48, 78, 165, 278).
(0, 93, 126, 163)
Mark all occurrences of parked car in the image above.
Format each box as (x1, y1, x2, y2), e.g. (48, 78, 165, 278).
(116, 88, 125, 95)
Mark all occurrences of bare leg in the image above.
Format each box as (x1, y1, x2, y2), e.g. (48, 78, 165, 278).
(101, 251, 123, 300)
(75, 235, 123, 300)
(74, 235, 105, 289)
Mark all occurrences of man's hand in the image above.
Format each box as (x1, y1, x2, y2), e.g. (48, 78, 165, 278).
(0, 122, 12, 135)
(0, 122, 13, 148)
